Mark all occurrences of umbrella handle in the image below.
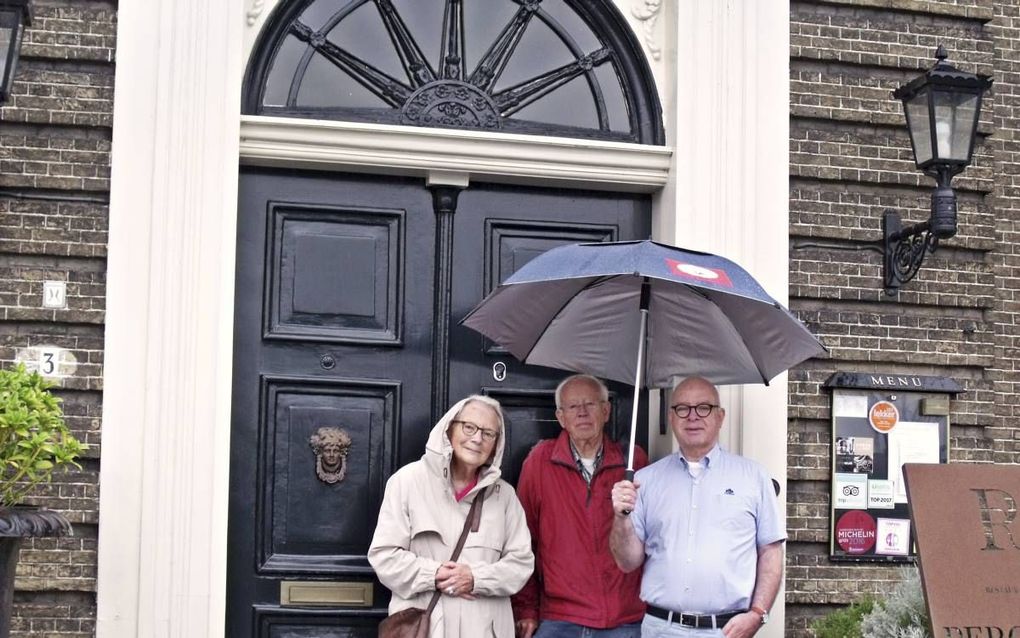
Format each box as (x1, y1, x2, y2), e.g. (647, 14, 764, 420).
(621, 468, 635, 516)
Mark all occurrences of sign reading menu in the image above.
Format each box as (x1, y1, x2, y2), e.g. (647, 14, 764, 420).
(904, 463, 1020, 636)
(824, 373, 956, 562)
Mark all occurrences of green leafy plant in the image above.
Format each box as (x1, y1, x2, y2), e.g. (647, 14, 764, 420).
(812, 597, 876, 638)
(860, 566, 930, 638)
(811, 566, 931, 638)
(0, 364, 86, 508)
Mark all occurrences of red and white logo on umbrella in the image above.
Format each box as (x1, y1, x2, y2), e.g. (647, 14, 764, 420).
(665, 259, 733, 287)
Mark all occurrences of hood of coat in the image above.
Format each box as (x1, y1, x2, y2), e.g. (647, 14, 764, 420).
(423, 395, 506, 490)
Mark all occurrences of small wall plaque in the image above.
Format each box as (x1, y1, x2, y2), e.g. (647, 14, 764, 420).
(921, 396, 950, 416)
(42, 281, 67, 309)
(15, 346, 77, 379)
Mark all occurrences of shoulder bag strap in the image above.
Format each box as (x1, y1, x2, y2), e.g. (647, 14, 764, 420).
(423, 486, 488, 615)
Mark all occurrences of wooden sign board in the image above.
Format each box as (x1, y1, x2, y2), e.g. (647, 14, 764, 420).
(903, 463, 1020, 636)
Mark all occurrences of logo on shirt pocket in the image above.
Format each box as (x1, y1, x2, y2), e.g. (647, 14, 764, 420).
(713, 493, 753, 530)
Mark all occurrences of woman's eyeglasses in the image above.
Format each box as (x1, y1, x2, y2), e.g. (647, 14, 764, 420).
(453, 420, 499, 441)
(670, 403, 719, 418)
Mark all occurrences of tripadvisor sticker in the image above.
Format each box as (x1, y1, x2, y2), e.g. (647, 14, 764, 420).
(869, 401, 899, 434)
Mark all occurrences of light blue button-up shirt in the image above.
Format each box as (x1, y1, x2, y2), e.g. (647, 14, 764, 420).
(631, 445, 785, 614)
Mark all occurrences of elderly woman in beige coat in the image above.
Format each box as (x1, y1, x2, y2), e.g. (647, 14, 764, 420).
(368, 394, 534, 637)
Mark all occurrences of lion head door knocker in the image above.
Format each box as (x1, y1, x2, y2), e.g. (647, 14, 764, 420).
(309, 427, 353, 484)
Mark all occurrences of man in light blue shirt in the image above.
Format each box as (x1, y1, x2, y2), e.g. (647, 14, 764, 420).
(610, 377, 785, 637)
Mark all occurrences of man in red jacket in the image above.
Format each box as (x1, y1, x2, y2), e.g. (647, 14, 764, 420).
(512, 374, 647, 638)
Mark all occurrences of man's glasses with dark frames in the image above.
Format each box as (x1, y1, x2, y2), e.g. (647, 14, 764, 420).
(670, 403, 720, 418)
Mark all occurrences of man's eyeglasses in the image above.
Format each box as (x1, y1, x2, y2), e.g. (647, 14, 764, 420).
(453, 420, 499, 441)
(558, 400, 605, 415)
(670, 403, 719, 418)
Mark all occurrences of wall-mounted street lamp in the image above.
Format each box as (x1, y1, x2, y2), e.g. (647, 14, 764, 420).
(884, 46, 993, 295)
(790, 46, 993, 294)
(0, 0, 31, 104)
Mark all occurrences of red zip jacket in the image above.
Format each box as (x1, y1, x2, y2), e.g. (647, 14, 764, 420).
(511, 431, 648, 628)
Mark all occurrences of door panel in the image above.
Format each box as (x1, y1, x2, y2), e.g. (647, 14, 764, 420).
(449, 183, 650, 485)
(229, 170, 650, 635)
(257, 375, 399, 575)
(482, 219, 615, 356)
(254, 607, 378, 638)
(230, 170, 434, 636)
(265, 206, 403, 343)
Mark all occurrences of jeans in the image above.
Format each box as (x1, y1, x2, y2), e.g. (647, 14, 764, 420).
(534, 620, 642, 638)
(640, 615, 724, 638)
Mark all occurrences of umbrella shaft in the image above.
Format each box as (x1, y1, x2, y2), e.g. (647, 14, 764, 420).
(627, 303, 649, 473)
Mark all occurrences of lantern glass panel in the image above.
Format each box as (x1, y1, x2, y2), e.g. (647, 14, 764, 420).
(933, 89, 980, 163)
(0, 9, 16, 86)
(905, 90, 933, 166)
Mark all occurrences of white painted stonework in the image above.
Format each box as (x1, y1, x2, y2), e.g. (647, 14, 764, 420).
(240, 116, 671, 192)
(97, 0, 243, 634)
(97, 1, 789, 635)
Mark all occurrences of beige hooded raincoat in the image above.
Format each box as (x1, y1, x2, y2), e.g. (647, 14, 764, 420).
(368, 397, 534, 638)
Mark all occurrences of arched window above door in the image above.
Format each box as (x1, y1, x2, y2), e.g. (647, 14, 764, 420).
(244, 0, 663, 144)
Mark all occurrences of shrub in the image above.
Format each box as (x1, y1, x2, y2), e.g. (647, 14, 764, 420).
(860, 566, 930, 638)
(811, 566, 930, 638)
(812, 597, 876, 638)
(0, 364, 86, 508)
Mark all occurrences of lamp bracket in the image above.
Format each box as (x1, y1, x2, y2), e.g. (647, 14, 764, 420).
(883, 210, 941, 295)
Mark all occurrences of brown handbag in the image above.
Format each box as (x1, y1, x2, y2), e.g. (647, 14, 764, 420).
(377, 488, 487, 638)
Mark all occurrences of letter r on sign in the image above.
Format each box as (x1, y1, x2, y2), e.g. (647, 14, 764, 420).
(971, 488, 1020, 551)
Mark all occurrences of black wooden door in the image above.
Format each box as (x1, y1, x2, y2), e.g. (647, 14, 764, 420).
(227, 168, 650, 636)
(448, 183, 651, 484)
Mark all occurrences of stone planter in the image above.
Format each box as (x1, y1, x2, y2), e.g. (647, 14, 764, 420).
(0, 508, 72, 638)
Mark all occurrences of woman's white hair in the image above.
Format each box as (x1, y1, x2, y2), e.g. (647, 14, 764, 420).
(457, 394, 505, 430)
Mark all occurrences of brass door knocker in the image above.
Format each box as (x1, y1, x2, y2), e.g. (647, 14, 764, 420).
(309, 427, 352, 484)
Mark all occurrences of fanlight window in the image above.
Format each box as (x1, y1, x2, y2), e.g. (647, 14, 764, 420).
(246, 0, 662, 143)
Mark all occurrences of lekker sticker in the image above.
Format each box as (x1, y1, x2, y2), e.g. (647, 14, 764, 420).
(869, 401, 899, 434)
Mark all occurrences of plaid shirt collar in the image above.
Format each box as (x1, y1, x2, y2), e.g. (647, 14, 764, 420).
(569, 438, 604, 484)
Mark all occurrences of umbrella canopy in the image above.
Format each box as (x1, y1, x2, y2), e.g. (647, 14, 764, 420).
(461, 239, 827, 388)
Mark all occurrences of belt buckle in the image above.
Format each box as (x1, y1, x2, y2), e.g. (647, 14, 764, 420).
(678, 612, 697, 628)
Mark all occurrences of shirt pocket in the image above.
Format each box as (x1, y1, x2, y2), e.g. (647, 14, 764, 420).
(711, 493, 755, 532)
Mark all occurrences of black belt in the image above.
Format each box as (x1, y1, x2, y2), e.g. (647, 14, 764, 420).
(646, 604, 743, 629)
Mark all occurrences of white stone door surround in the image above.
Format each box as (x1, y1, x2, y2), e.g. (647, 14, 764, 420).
(96, 1, 789, 635)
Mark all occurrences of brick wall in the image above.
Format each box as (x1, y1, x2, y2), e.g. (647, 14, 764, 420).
(990, 0, 1020, 465)
(3, 0, 1020, 636)
(788, 0, 1018, 634)
(0, 1, 115, 635)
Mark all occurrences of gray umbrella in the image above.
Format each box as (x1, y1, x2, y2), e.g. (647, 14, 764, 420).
(461, 240, 828, 476)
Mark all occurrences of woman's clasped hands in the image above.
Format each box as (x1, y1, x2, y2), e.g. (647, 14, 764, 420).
(436, 561, 475, 599)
